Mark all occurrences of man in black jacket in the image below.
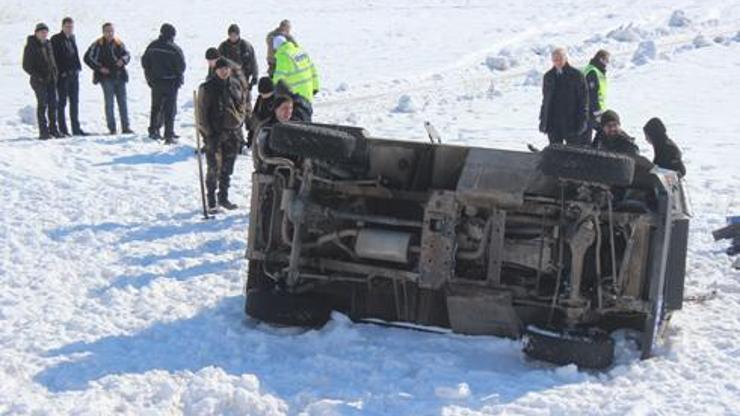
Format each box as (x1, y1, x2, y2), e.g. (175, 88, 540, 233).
(142, 23, 186, 143)
(197, 58, 246, 211)
(539, 47, 589, 145)
(593, 110, 639, 155)
(218, 24, 258, 114)
(51, 17, 85, 136)
(246, 76, 276, 148)
(643, 117, 686, 177)
(84, 22, 132, 135)
(23, 23, 60, 139)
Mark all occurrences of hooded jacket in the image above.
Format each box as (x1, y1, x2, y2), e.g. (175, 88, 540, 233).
(23, 35, 58, 85)
(644, 117, 686, 177)
(83, 36, 130, 84)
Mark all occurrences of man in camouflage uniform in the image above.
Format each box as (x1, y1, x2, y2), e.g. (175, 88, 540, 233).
(197, 58, 246, 211)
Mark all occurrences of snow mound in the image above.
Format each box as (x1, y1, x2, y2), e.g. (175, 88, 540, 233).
(434, 383, 471, 400)
(336, 82, 349, 92)
(393, 95, 417, 113)
(693, 34, 712, 48)
(485, 55, 510, 71)
(523, 69, 542, 86)
(734, 31, 740, 42)
(607, 24, 646, 42)
(486, 81, 502, 99)
(181, 368, 288, 416)
(632, 40, 657, 65)
(18, 106, 35, 126)
(668, 10, 692, 28)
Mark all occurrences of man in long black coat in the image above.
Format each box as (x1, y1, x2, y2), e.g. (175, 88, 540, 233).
(51, 17, 85, 136)
(142, 23, 186, 143)
(23, 23, 60, 139)
(539, 47, 589, 145)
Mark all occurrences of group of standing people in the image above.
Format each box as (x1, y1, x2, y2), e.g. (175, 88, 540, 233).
(539, 47, 686, 177)
(196, 20, 319, 212)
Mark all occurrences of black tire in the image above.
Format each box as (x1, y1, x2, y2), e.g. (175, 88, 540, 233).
(539, 144, 635, 186)
(523, 325, 615, 369)
(269, 122, 357, 162)
(245, 288, 332, 328)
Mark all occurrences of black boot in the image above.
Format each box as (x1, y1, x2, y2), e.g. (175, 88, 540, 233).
(218, 190, 238, 210)
(207, 191, 218, 214)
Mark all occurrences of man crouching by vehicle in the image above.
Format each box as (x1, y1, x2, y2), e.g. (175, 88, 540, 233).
(197, 58, 246, 212)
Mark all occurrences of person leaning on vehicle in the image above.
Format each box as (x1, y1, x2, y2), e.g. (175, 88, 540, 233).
(83, 22, 132, 135)
(142, 23, 186, 143)
(271, 35, 319, 119)
(643, 117, 686, 178)
(51, 17, 86, 136)
(265, 19, 296, 76)
(539, 47, 589, 146)
(582, 49, 610, 144)
(197, 58, 246, 211)
(23, 22, 60, 140)
(246, 77, 276, 148)
(593, 110, 639, 155)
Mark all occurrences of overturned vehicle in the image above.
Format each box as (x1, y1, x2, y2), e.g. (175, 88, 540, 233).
(244, 123, 690, 369)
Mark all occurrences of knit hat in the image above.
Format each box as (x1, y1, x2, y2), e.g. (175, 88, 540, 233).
(214, 57, 230, 70)
(600, 109, 620, 126)
(228, 24, 240, 35)
(271, 94, 293, 111)
(205, 47, 220, 60)
(643, 117, 666, 137)
(258, 77, 274, 94)
(160, 23, 176, 39)
(273, 35, 287, 50)
(35, 23, 49, 33)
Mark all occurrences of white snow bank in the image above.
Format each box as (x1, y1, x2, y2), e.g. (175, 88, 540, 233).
(393, 95, 417, 113)
(523, 69, 542, 87)
(18, 105, 35, 126)
(607, 24, 646, 42)
(668, 10, 692, 28)
(632, 41, 657, 65)
(693, 34, 712, 48)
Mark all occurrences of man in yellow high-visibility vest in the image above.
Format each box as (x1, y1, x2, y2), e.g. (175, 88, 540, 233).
(271, 35, 319, 118)
(582, 49, 610, 144)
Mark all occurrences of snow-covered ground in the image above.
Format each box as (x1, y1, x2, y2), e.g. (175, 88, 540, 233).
(2, 1, 740, 414)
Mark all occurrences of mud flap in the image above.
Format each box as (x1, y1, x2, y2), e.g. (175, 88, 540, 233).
(523, 325, 615, 369)
(446, 286, 521, 338)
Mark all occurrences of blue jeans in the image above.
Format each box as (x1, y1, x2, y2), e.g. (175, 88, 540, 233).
(101, 78, 129, 132)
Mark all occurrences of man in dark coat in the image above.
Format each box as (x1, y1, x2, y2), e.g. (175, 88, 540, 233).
(539, 47, 589, 145)
(218, 24, 258, 111)
(142, 23, 186, 143)
(51, 17, 86, 136)
(643, 117, 686, 178)
(84, 22, 132, 135)
(593, 110, 639, 155)
(246, 76, 276, 147)
(23, 23, 60, 139)
(197, 58, 246, 211)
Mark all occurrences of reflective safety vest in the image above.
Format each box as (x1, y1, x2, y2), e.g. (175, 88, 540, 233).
(583, 63, 607, 111)
(272, 42, 320, 102)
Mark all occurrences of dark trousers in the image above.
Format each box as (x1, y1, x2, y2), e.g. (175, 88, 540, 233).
(205, 130, 242, 200)
(101, 78, 129, 132)
(31, 79, 58, 136)
(149, 81, 179, 138)
(57, 72, 81, 134)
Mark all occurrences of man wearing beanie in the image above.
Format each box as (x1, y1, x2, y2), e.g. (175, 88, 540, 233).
(593, 109, 639, 155)
(218, 24, 258, 109)
(23, 22, 60, 139)
(142, 23, 186, 143)
(582, 49, 610, 143)
(197, 57, 246, 211)
(643, 117, 686, 177)
(246, 77, 276, 147)
(84, 22, 132, 135)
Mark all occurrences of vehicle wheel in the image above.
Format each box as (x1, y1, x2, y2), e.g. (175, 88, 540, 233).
(523, 325, 615, 369)
(268, 122, 357, 162)
(245, 288, 332, 328)
(539, 144, 635, 186)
